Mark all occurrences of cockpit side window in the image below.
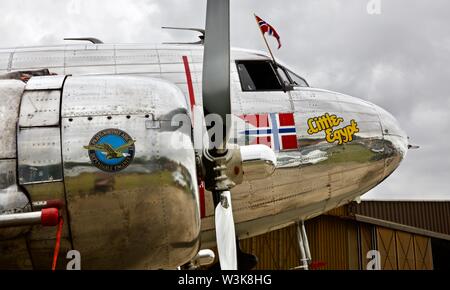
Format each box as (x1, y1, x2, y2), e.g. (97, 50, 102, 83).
(236, 61, 283, 91)
(236, 60, 309, 91)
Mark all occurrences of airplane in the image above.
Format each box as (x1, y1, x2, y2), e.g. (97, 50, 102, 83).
(0, 0, 411, 270)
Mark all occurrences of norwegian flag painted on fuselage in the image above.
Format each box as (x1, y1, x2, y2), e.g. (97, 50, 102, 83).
(239, 113, 298, 152)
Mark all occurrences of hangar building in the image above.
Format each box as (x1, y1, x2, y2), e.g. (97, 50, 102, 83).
(240, 200, 450, 270)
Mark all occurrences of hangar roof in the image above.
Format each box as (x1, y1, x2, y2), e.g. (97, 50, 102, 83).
(327, 201, 450, 241)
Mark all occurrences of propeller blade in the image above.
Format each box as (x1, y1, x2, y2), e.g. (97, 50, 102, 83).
(202, 0, 231, 149)
(202, 0, 237, 270)
(215, 191, 237, 270)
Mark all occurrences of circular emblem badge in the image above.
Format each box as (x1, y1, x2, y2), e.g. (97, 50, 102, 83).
(83, 129, 136, 172)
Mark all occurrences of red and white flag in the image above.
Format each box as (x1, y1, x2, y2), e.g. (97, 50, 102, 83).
(239, 113, 298, 152)
(255, 15, 282, 49)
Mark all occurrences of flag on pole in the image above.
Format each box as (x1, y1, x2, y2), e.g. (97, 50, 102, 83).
(255, 15, 282, 49)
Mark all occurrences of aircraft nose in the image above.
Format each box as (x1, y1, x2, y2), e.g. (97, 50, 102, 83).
(375, 106, 409, 177)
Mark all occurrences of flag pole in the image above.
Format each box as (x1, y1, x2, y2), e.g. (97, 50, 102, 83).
(254, 13, 278, 68)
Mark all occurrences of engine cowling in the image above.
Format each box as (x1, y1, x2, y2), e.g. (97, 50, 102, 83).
(0, 75, 200, 269)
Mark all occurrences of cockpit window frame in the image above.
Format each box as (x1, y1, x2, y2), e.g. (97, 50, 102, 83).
(235, 60, 309, 92)
(284, 68, 310, 88)
(236, 60, 286, 92)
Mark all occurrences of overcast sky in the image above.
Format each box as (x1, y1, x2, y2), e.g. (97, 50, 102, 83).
(1, 0, 449, 200)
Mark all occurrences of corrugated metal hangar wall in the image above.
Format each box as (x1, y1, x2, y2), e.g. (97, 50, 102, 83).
(239, 201, 450, 270)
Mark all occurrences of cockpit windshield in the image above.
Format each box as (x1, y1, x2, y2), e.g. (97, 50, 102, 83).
(285, 68, 309, 87)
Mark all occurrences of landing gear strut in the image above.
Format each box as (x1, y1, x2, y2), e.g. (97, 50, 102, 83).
(296, 221, 311, 270)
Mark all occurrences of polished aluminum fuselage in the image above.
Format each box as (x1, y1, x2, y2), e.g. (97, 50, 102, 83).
(0, 44, 408, 268)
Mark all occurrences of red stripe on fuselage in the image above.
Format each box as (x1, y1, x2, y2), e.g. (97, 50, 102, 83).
(182, 55, 196, 112)
(182, 55, 205, 218)
(198, 181, 206, 219)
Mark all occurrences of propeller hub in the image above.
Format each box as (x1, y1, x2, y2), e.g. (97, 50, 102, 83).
(202, 146, 243, 193)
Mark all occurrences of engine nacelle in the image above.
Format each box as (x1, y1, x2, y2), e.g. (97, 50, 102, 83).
(0, 75, 200, 269)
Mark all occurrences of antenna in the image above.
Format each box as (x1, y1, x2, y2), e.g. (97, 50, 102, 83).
(64, 37, 104, 44)
(162, 27, 205, 45)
